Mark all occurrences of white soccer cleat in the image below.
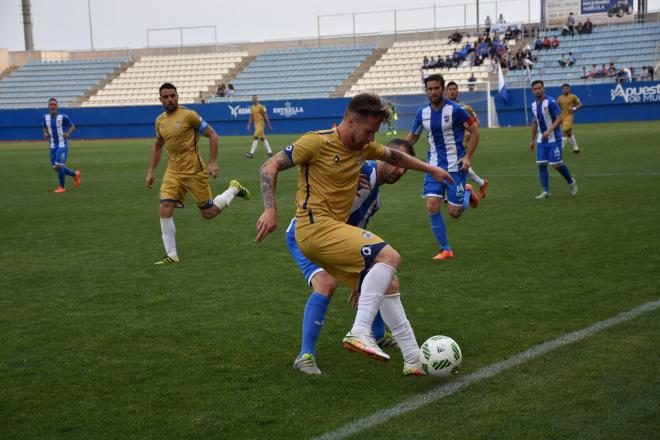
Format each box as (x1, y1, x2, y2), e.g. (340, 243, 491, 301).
(403, 361, 427, 376)
(343, 332, 390, 362)
(570, 179, 578, 196)
(293, 354, 321, 375)
(535, 191, 551, 199)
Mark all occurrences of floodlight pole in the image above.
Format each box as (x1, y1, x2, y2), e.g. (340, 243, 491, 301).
(87, 0, 94, 51)
(476, 0, 480, 34)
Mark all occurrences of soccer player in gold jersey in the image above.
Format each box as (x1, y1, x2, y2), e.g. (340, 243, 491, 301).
(446, 81, 489, 199)
(245, 95, 274, 158)
(146, 83, 250, 265)
(255, 93, 452, 374)
(557, 83, 583, 153)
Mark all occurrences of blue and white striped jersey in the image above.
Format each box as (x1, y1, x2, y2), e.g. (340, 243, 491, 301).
(43, 113, 73, 149)
(410, 99, 473, 172)
(530, 96, 562, 144)
(347, 160, 380, 229)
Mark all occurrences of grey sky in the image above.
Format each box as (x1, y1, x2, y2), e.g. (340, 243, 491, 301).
(1, 0, 658, 52)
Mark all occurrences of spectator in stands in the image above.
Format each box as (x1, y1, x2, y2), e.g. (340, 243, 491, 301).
(576, 22, 584, 36)
(423, 56, 430, 68)
(580, 67, 589, 79)
(199, 91, 206, 104)
(551, 36, 560, 49)
(534, 37, 543, 50)
(607, 62, 617, 77)
(543, 36, 552, 49)
(589, 64, 598, 78)
(583, 18, 593, 34)
(558, 52, 576, 67)
(428, 56, 437, 68)
(226, 84, 235, 97)
(565, 13, 576, 37)
(498, 13, 506, 24)
(468, 72, 477, 91)
(599, 64, 609, 77)
(215, 84, 226, 98)
(449, 31, 463, 44)
(485, 16, 492, 34)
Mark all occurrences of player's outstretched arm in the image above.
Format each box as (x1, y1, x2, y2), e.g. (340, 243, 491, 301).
(146, 137, 165, 188)
(203, 125, 219, 178)
(405, 131, 421, 147)
(255, 151, 295, 242)
(383, 147, 453, 184)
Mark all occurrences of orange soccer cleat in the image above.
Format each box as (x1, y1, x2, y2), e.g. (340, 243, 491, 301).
(479, 179, 489, 199)
(74, 170, 81, 188)
(54, 187, 66, 193)
(432, 250, 454, 260)
(465, 184, 479, 209)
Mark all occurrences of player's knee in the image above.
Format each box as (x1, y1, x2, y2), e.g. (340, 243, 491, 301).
(53, 164, 62, 171)
(551, 163, 562, 170)
(385, 275, 400, 295)
(201, 208, 218, 220)
(426, 198, 441, 214)
(374, 245, 401, 269)
(311, 272, 337, 297)
(447, 205, 463, 219)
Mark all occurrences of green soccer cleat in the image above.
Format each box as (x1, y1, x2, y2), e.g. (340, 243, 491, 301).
(229, 179, 251, 200)
(377, 331, 399, 349)
(293, 353, 321, 375)
(154, 255, 179, 265)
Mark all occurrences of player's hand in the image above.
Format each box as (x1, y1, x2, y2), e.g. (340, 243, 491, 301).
(146, 170, 155, 189)
(529, 141, 535, 150)
(458, 157, 471, 172)
(268, 126, 273, 132)
(63, 133, 70, 139)
(542, 130, 551, 140)
(356, 173, 370, 196)
(246, 125, 250, 131)
(429, 166, 453, 184)
(256, 208, 277, 242)
(207, 162, 219, 178)
(43, 132, 49, 139)
(348, 289, 360, 310)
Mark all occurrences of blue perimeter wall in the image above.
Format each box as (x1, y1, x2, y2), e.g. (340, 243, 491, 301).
(493, 81, 660, 126)
(0, 81, 658, 141)
(0, 93, 488, 142)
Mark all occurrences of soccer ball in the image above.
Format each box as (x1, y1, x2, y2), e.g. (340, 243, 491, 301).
(419, 335, 462, 377)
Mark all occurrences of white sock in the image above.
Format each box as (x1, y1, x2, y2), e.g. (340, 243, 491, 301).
(468, 167, 484, 187)
(379, 293, 420, 364)
(571, 135, 579, 150)
(250, 140, 258, 155)
(263, 139, 272, 154)
(160, 217, 177, 258)
(213, 186, 238, 210)
(351, 263, 396, 335)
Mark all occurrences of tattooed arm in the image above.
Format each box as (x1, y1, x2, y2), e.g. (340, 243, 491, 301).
(255, 151, 295, 242)
(382, 147, 454, 184)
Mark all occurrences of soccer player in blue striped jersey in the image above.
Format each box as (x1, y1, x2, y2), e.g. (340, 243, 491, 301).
(286, 139, 419, 375)
(406, 74, 480, 261)
(529, 80, 578, 199)
(43, 98, 80, 192)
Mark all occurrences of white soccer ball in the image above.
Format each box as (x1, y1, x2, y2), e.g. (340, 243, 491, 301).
(419, 335, 462, 377)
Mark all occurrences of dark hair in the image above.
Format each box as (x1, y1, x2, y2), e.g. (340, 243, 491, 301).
(446, 81, 458, 89)
(531, 79, 544, 87)
(561, 83, 570, 88)
(48, 97, 57, 104)
(346, 93, 390, 122)
(387, 138, 415, 157)
(424, 74, 445, 88)
(159, 82, 177, 93)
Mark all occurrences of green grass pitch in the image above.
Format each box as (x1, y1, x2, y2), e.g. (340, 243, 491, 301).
(1, 121, 659, 439)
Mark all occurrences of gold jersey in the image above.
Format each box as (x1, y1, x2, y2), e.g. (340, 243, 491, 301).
(285, 129, 386, 226)
(155, 106, 207, 174)
(251, 104, 267, 125)
(557, 94, 581, 116)
(461, 103, 478, 123)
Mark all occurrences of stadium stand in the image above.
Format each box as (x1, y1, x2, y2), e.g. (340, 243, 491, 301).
(506, 22, 660, 86)
(0, 59, 126, 109)
(346, 37, 499, 96)
(211, 45, 377, 101)
(83, 52, 247, 107)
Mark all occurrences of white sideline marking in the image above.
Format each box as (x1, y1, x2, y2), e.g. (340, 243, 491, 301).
(314, 298, 660, 440)
(485, 172, 660, 178)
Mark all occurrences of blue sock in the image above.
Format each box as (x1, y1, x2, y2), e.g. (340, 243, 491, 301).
(62, 166, 76, 177)
(538, 165, 549, 192)
(430, 213, 451, 250)
(556, 164, 574, 184)
(57, 168, 66, 187)
(462, 189, 472, 210)
(300, 292, 331, 357)
(371, 311, 386, 341)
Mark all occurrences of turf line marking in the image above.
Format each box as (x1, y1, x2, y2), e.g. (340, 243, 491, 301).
(485, 172, 660, 178)
(313, 298, 660, 440)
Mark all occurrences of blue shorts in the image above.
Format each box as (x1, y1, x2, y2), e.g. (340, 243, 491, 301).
(285, 218, 323, 285)
(536, 141, 563, 164)
(422, 171, 467, 207)
(50, 147, 68, 166)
